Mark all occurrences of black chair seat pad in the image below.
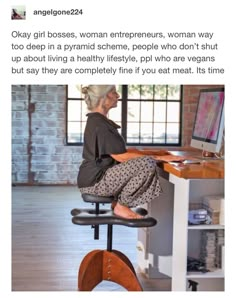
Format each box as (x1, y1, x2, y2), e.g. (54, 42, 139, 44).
(71, 207, 157, 228)
(82, 193, 114, 204)
(74, 194, 157, 228)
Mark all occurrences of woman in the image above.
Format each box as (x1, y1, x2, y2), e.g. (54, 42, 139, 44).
(77, 85, 178, 219)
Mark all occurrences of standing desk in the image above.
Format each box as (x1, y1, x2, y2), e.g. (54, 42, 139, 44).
(137, 150, 224, 291)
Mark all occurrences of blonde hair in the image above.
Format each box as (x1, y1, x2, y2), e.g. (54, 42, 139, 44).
(79, 85, 115, 111)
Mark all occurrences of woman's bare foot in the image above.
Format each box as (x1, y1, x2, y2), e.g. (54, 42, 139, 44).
(113, 202, 143, 219)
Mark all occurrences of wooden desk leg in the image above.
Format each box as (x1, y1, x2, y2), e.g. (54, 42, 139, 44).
(78, 250, 143, 291)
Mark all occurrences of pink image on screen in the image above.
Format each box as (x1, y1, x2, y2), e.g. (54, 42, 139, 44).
(194, 92, 224, 141)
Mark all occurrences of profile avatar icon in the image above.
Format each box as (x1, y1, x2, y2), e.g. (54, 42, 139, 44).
(11, 6, 26, 20)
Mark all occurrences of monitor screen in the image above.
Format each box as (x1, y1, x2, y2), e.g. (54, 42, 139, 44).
(190, 88, 224, 154)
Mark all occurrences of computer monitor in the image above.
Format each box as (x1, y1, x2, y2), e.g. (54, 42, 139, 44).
(190, 87, 225, 154)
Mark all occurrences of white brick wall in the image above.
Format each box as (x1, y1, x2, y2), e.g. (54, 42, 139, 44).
(12, 85, 83, 185)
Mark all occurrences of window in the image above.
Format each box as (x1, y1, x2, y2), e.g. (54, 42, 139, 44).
(66, 85, 182, 146)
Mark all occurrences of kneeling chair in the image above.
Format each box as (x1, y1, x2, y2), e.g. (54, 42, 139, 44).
(71, 193, 157, 291)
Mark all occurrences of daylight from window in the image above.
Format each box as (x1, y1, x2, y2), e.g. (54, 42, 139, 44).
(67, 85, 181, 145)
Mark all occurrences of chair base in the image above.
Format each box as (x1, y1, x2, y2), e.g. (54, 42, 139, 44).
(72, 194, 157, 291)
(78, 249, 143, 291)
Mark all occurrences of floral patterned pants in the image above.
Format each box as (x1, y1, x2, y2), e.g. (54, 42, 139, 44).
(79, 156, 162, 207)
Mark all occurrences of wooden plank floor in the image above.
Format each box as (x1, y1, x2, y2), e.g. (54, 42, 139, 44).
(12, 186, 171, 291)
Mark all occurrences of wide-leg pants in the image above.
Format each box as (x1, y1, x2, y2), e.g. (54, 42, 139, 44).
(79, 156, 162, 207)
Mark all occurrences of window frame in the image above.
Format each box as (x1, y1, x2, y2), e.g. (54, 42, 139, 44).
(66, 85, 183, 147)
